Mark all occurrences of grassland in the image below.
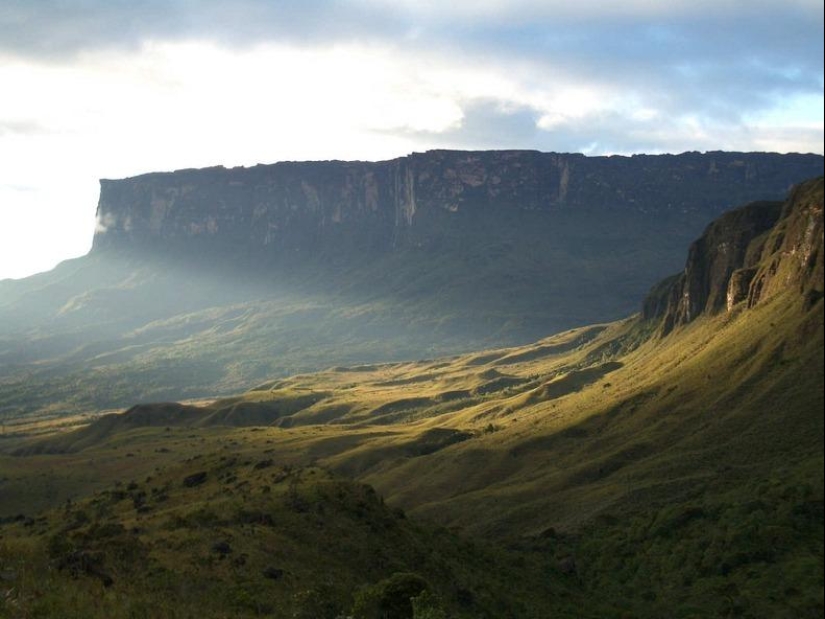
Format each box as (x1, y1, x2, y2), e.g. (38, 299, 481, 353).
(1, 278, 821, 617)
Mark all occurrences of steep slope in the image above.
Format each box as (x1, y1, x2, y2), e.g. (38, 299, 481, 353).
(355, 178, 823, 515)
(1, 150, 821, 423)
(643, 176, 823, 333)
(641, 199, 783, 332)
(747, 177, 824, 305)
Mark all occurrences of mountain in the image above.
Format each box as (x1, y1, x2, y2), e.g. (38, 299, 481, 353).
(2, 177, 821, 618)
(90, 150, 819, 260)
(643, 177, 823, 333)
(1, 150, 821, 425)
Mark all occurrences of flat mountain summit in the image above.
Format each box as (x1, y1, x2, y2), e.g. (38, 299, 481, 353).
(91, 150, 820, 259)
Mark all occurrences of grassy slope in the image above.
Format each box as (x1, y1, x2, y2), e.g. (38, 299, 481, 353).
(366, 292, 823, 534)
(2, 287, 821, 617)
(35, 288, 816, 539)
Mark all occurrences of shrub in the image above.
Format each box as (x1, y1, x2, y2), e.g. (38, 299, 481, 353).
(352, 572, 429, 619)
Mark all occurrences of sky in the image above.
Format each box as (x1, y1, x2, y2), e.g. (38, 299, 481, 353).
(0, 1, 823, 280)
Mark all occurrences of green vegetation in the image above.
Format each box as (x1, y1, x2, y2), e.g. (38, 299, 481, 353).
(2, 279, 820, 616)
(0, 459, 594, 618)
(574, 460, 824, 618)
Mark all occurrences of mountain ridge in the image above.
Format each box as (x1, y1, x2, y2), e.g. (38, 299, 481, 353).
(18, 177, 824, 456)
(91, 149, 823, 262)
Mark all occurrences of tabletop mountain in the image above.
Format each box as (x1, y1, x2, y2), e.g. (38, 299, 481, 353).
(1, 150, 821, 424)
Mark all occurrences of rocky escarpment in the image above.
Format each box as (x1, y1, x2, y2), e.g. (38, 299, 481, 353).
(643, 177, 824, 334)
(91, 150, 823, 261)
(746, 177, 824, 308)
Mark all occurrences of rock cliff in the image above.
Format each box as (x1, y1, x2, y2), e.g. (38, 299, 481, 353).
(747, 177, 824, 308)
(643, 176, 824, 334)
(92, 150, 823, 261)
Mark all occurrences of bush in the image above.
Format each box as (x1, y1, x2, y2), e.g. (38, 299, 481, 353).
(412, 590, 448, 619)
(352, 572, 429, 619)
(291, 583, 346, 619)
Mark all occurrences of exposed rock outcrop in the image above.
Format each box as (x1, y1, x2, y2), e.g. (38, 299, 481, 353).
(747, 177, 824, 308)
(91, 150, 823, 261)
(643, 177, 824, 335)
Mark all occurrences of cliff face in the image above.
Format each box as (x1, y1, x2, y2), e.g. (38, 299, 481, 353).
(643, 176, 824, 334)
(747, 178, 824, 308)
(92, 150, 824, 260)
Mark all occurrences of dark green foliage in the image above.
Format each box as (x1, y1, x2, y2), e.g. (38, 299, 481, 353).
(291, 583, 349, 619)
(0, 463, 589, 618)
(182, 471, 208, 487)
(573, 462, 825, 618)
(46, 514, 147, 589)
(352, 572, 430, 619)
(411, 591, 449, 619)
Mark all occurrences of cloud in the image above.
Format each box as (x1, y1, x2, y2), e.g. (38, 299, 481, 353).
(95, 212, 116, 234)
(391, 96, 824, 157)
(2, 0, 820, 137)
(390, 99, 542, 150)
(0, 0, 821, 161)
(0, 120, 49, 136)
(3, 1, 821, 69)
(0, 1, 403, 59)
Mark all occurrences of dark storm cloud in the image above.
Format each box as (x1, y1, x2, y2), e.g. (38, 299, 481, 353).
(4, 1, 821, 70)
(4, 1, 820, 100)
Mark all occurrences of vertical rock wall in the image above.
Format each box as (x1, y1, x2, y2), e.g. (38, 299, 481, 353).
(91, 149, 823, 261)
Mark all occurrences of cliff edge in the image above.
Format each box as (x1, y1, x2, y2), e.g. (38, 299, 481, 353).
(643, 176, 824, 334)
(91, 150, 823, 261)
